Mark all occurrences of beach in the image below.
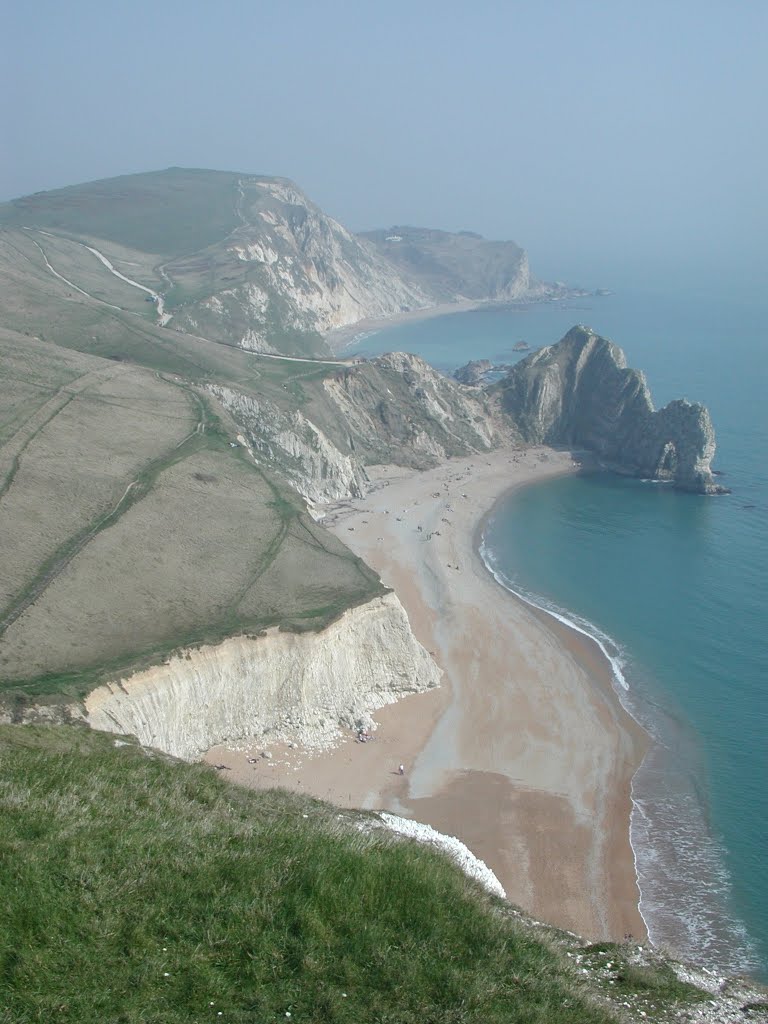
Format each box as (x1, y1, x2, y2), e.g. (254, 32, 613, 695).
(325, 300, 484, 352)
(206, 446, 648, 943)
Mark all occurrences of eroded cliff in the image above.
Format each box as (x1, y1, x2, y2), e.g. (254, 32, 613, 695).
(168, 179, 432, 354)
(85, 592, 440, 760)
(495, 326, 724, 493)
(207, 352, 505, 504)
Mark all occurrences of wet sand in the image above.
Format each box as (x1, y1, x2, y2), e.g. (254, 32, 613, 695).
(206, 447, 648, 942)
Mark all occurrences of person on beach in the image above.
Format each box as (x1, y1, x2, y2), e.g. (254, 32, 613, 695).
(398, 764, 405, 775)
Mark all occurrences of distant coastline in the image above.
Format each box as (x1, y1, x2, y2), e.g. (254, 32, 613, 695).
(326, 291, 609, 355)
(325, 300, 484, 353)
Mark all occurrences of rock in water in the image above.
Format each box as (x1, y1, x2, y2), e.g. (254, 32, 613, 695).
(454, 359, 493, 385)
(495, 326, 726, 494)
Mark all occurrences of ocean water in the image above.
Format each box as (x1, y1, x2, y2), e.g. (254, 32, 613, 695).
(353, 290, 768, 979)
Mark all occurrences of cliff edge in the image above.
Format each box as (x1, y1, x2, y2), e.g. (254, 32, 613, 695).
(494, 326, 725, 494)
(85, 592, 440, 760)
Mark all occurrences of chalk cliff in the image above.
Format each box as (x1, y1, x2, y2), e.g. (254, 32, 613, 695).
(207, 384, 371, 503)
(359, 227, 533, 303)
(168, 178, 433, 355)
(494, 326, 723, 493)
(207, 353, 504, 504)
(85, 592, 440, 760)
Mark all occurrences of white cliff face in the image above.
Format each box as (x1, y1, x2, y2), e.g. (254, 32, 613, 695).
(168, 180, 432, 355)
(85, 593, 440, 760)
(208, 384, 369, 503)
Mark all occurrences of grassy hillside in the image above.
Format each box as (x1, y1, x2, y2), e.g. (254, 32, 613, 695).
(0, 168, 246, 258)
(0, 170, 332, 358)
(0, 724, 624, 1024)
(0, 333, 381, 705)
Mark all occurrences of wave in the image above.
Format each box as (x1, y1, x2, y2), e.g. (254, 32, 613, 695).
(478, 517, 762, 978)
(478, 531, 630, 692)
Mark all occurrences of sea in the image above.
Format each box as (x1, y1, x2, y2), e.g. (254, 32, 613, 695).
(350, 287, 768, 981)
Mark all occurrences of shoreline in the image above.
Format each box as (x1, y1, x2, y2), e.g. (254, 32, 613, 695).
(206, 447, 649, 943)
(325, 300, 484, 353)
(324, 292, 603, 354)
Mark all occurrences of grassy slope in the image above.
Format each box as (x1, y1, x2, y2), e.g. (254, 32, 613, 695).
(0, 168, 244, 258)
(0, 335, 381, 704)
(0, 169, 330, 358)
(0, 725, 619, 1024)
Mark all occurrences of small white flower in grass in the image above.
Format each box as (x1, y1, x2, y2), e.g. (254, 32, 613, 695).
(163, 972, 170, 977)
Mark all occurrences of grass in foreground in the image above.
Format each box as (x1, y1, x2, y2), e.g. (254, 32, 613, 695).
(0, 725, 616, 1024)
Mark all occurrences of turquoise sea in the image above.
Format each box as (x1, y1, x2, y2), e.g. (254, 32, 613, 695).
(353, 290, 768, 980)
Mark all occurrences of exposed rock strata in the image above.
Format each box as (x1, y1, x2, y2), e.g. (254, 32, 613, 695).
(85, 593, 440, 760)
(322, 353, 504, 467)
(453, 359, 493, 385)
(170, 179, 432, 354)
(208, 384, 370, 503)
(495, 326, 723, 493)
(209, 354, 505, 503)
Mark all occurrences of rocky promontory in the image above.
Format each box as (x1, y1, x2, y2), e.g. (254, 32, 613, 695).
(494, 326, 725, 494)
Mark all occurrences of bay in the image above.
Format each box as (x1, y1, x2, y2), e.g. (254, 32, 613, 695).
(354, 290, 768, 978)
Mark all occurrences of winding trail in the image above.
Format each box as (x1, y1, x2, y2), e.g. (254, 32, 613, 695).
(83, 244, 172, 326)
(0, 472, 141, 639)
(25, 230, 171, 325)
(250, 351, 348, 367)
(26, 235, 122, 310)
(24, 228, 357, 369)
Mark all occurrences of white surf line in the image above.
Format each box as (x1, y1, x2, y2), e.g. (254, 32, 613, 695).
(83, 244, 172, 326)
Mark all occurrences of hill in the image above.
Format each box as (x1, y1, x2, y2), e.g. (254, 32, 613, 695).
(0, 724, 730, 1024)
(361, 225, 534, 302)
(0, 327, 389, 709)
(0, 168, 566, 360)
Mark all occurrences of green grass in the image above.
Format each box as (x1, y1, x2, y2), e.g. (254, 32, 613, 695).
(0, 169, 245, 258)
(0, 725, 617, 1024)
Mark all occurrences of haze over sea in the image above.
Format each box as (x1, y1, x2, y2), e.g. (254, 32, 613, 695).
(354, 287, 768, 980)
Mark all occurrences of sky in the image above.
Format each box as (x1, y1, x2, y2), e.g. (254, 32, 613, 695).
(3, 0, 767, 290)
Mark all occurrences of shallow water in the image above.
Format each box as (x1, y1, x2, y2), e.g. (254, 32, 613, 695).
(357, 290, 768, 978)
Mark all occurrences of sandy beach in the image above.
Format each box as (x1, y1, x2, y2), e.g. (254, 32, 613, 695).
(325, 300, 484, 352)
(206, 446, 648, 943)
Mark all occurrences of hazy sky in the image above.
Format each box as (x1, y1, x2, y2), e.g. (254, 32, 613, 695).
(4, 0, 766, 289)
